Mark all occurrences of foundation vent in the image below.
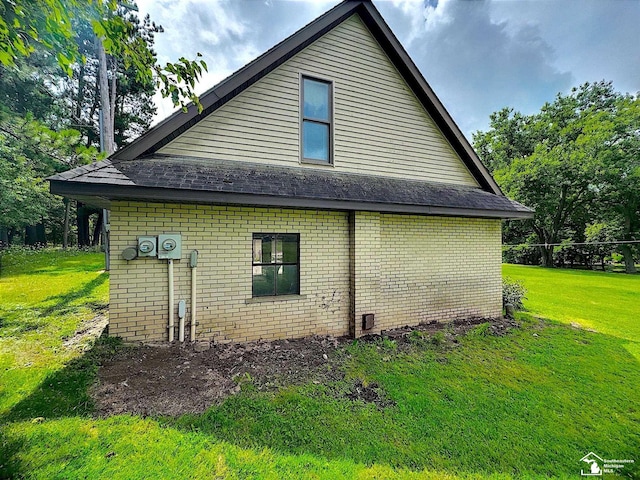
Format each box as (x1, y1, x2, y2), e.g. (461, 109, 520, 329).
(362, 313, 375, 330)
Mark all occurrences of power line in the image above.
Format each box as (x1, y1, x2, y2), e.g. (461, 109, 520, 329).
(503, 240, 640, 248)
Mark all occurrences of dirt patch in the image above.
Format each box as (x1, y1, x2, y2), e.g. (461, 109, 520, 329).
(93, 335, 346, 417)
(342, 380, 396, 409)
(93, 316, 518, 417)
(63, 314, 109, 351)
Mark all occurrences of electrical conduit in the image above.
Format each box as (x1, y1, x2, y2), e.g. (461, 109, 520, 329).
(190, 250, 198, 341)
(168, 259, 174, 342)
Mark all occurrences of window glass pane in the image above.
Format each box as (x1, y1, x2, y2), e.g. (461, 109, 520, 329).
(303, 79, 329, 120)
(275, 237, 283, 263)
(303, 121, 329, 161)
(252, 238, 262, 263)
(253, 234, 273, 263)
(280, 234, 298, 263)
(253, 265, 275, 296)
(276, 265, 299, 295)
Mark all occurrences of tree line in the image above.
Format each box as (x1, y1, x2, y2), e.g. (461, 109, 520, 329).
(474, 81, 640, 273)
(1, 5, 638, 274)
(0, 0, 206, 248)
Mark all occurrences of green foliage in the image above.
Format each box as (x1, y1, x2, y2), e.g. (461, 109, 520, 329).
(0, 0, 75, 69)
(475, 81, 640, 271)
(0, 0, 207, 112)
(0, 114, 99, 232)
(66, 8, 159, 149)
(502, 277, 527, 310)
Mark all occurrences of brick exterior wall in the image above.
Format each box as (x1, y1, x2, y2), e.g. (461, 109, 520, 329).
(109, 202, 502, 343)
(376, 213, 502, 333)
(109, 202, 351, 343)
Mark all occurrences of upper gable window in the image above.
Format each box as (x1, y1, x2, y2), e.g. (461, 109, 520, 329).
(301, 76, 333, 164)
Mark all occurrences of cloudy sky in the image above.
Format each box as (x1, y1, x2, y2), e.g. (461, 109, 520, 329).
(136, 0, 640, 140)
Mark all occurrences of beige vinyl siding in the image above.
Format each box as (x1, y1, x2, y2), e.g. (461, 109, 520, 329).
(160, 14, 478, 186)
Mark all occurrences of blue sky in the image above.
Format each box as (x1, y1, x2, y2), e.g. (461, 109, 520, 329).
(137, 0, 640, 140)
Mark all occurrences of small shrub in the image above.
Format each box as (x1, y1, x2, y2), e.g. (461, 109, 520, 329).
(503, 277, 527, 310)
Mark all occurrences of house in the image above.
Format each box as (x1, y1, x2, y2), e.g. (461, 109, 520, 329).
(49, 0, 533, 344)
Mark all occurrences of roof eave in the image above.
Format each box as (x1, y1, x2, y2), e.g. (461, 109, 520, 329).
(50, 181, 534, 220)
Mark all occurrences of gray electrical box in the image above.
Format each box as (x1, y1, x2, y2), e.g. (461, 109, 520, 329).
(190, 250, 198, 267)
(158, 233, 182, 260)
(137, 236, 157, 257)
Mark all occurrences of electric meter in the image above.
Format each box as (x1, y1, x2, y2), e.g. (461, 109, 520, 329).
(158, 234, 182, 259)
(161, 239, 176, 251)
(137, 236, 157, 257)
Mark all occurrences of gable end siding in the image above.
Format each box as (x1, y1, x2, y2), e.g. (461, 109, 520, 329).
(159, 14, 478, 187)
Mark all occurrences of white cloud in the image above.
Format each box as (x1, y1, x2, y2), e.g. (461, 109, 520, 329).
(136, 0, 640, 136)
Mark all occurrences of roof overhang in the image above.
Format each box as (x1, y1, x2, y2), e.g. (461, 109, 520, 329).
(50, 181, 532, 219)
(49, 156, 533, 220)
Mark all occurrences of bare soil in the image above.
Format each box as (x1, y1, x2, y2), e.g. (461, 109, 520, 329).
(92, 316, 518, 417)
(63, 314, 109, 351)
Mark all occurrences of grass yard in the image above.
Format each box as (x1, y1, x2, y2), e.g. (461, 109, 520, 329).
(0, 251, 638, 479)
(503, 263, 640, 362)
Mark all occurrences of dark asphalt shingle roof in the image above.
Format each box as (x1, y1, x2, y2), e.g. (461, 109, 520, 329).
(49, 156, 533, 218)
(47, 0, 532, 219)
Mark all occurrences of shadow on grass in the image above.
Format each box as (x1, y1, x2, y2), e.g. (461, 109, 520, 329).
(1, 336, 120, 425)
(40, 272, 109, 316)
(2, 356, 96, 424)
(0, 430, 26, 479)
(0, 273, 108, 337)
(0, 335, 121, 479)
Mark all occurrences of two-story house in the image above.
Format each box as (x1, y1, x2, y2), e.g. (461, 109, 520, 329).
(49, 0, 532, 344)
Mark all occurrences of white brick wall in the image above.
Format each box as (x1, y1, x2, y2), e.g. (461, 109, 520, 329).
(109, 202, 502, 343)
(376, 214, 502, 331)
(110, 202, 351, 343)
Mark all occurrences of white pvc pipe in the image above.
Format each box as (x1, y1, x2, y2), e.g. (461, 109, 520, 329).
(191, 264, 197, 341)
(178, 313, 185, 342)
(168, 259, 174, 342)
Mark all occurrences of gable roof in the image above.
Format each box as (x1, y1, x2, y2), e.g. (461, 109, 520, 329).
(49, 0, 533, 219)
(112, 0, 501, 195)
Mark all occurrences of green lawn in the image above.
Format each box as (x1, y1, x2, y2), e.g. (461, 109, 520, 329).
(1, 252, 638, 479)
(503, 263, 640, 361)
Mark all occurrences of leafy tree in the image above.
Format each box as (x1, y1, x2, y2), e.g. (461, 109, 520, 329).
(61, 7, 158, 150)
(0, 1, 206, 248)
(473, 108, 538, 173)
(588, 95, 640, 272)
(474, 82, 639, 271)
(584, 222, 620, 270)
(0, 114, 98, 245)
(0, 0, 207, 113)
